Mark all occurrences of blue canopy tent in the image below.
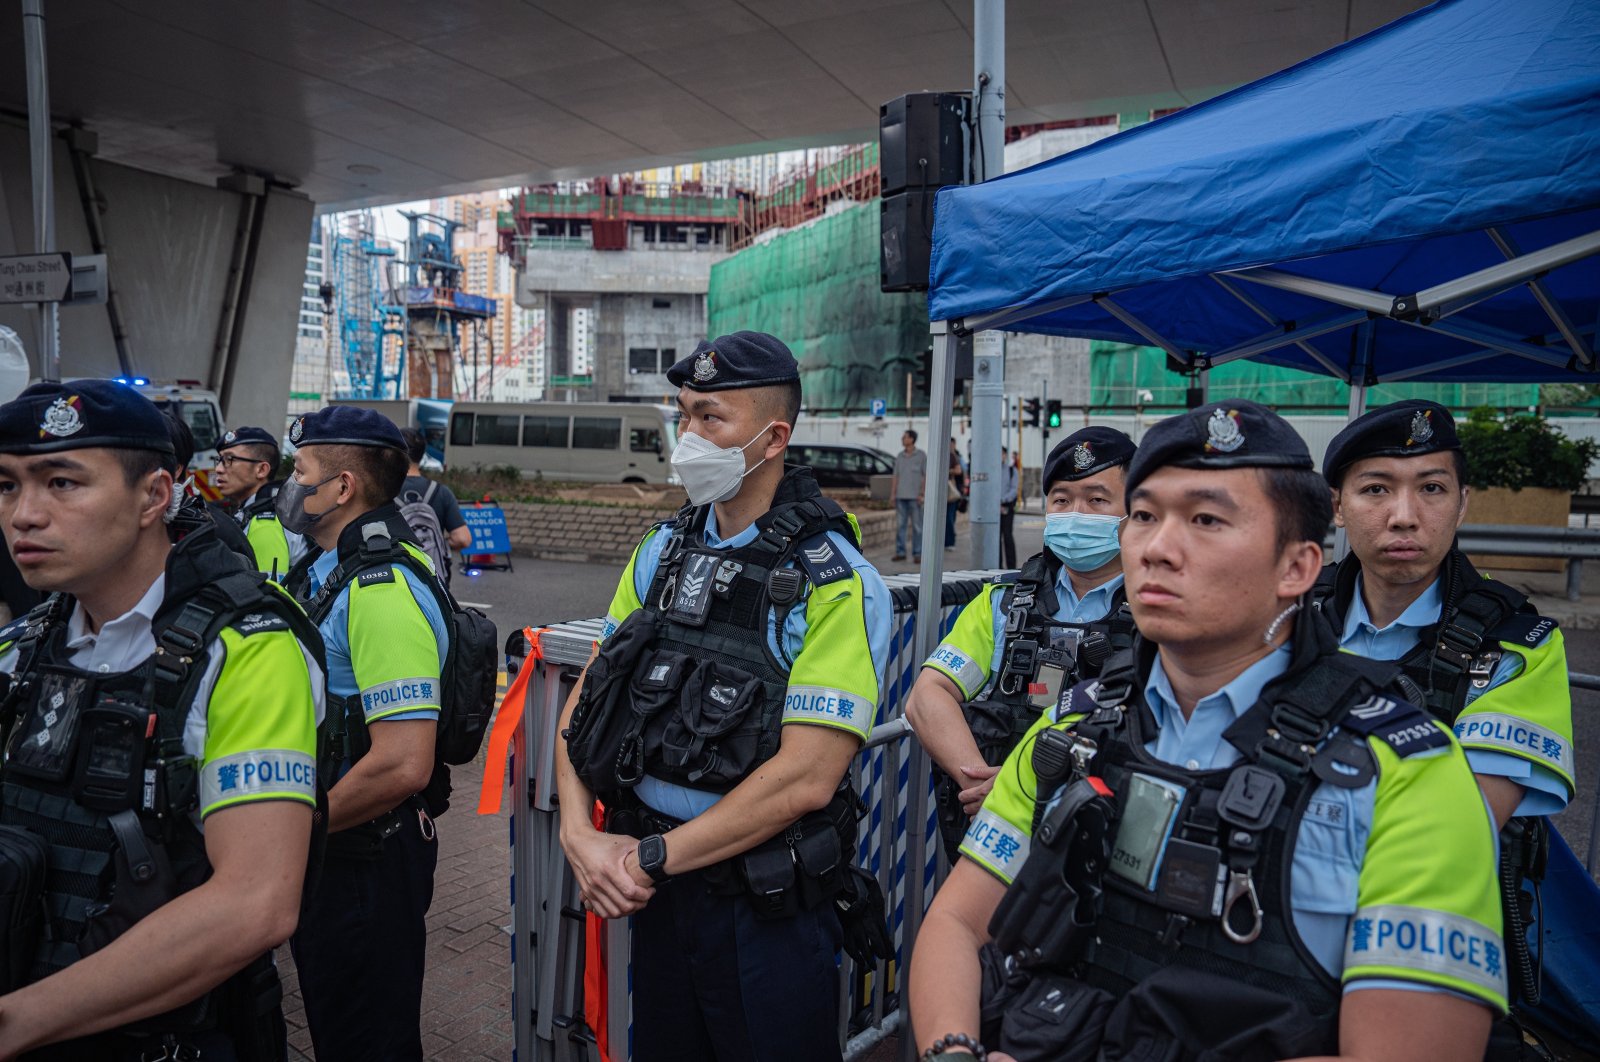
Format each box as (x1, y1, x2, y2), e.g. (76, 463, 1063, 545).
(927, 0, 1600, 396)
(900, 0, 1600, 1047)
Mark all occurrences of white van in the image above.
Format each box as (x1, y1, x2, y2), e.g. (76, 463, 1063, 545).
(445, 401, 678, 484)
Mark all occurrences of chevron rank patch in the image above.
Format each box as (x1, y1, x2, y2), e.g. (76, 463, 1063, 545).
(795, 534, 850, 585)
(1339, 695, 1451, 758)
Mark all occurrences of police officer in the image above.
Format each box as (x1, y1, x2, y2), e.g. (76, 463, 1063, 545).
(278, 407, 447, 1061)
(556, 332, 891, 1061)
(906, 427, 1137, 860)
(910, 400, 1505, 1062)
(159, 410, 256, 565)
(0, 380, 324, 1060)
(213, 426, 309, 581)
(1316, 401, 1572, 1017)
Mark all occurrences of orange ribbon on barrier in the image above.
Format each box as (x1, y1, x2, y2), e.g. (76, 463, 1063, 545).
(584, 799, 613, 1062)
(476, 626, 541, 815)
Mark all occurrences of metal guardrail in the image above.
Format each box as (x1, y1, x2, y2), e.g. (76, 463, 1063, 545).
(1327, 523, 1600, 602)
(507, 570, 1006, 1062)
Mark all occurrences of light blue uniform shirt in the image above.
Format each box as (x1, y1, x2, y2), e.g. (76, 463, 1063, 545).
(619, 508, 892, 821)
(1142, 645, 1458, 999)
(1338, 574, 1566, 816)
(308, 548, 449, 729)
(982, 568, 1124, 680)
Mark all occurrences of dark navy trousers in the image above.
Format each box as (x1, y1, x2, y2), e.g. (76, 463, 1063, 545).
(631, 868, 844, 1062)
(290, 808, 437, 1062)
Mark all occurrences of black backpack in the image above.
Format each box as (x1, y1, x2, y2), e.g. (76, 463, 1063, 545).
(307, 521, 499, 780)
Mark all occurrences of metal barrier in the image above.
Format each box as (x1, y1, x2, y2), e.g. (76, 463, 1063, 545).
(1325, 524, 1600, 602)
(508, 570, 1006, 1062)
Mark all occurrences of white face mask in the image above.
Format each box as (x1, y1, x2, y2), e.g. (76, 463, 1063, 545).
(671, 421, 776, 506)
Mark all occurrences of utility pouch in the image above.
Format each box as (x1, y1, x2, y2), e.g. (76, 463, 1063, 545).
(995, 973, 1115, 1062)
(0, 824, 48, 994)
(655, 661, 761, 788)
(70, 699, 151, 813)
(793, 824, 843, 907)
(215, 952, 287, 1062)
(564, 610, 657, 796)
(6, 669, 92, 783)
(741, 842, 798, 920)
(616, 650, 693, 787)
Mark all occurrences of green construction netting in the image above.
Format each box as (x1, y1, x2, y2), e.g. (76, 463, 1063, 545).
(1088, 341, 1541, 411)
(708, 203, 927, 411)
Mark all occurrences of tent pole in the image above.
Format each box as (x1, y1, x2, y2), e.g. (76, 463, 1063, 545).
(901, 321, 957, 1054)
(1333, 324, 1373, 562)
(966, 0, 1006, 571)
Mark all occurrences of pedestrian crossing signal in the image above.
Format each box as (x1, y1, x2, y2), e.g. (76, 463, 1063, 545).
(1046, 399, 1063, 428)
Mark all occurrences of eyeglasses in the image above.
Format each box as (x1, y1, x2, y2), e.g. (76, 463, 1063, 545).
(218, 454, 269, 469)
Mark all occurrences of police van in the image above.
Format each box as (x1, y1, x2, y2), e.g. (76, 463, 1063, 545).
(444, 400, 678, 483)
(131, 380, 227, 499)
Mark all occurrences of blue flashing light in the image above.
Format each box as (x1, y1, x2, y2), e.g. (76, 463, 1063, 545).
(466, 568, 482, 578)
(133, 377, 149, 386)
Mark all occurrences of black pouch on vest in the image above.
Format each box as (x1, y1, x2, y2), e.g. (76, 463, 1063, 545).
(0, 825, 48, 994)
(995, 971, 1115, 1062)
(565, 611, 658, 796)
(1098, 964, 1337, 1062)
(655, 662, 761, 788)
(793, 824, 843, 908)
(6, 669, 93, 783)
(616, 649, 693, 786)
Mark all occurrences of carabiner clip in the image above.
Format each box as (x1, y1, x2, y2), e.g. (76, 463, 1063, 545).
(1221, 869, 1263, 945)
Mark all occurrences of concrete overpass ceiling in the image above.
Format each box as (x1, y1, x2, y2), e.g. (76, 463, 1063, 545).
(0, 0, 1421, 211)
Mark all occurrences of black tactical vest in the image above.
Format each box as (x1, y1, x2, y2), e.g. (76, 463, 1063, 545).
(0, 527, 325, 996)
(986, 610, 1421, 1061)
(622, 467, 858, 794)
(1311, 549, 1549, 725)
(969, 551, 1134, 761)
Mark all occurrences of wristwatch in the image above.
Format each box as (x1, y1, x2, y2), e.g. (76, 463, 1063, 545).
(637, 834, 671, 884)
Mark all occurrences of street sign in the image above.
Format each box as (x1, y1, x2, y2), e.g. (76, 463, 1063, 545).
(0, 252, 72, 304)
(462, 505, 512, 554)
(870, 397, 887, 419)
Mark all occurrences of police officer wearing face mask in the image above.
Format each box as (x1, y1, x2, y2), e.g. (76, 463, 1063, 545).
(910, 401, 1505, 1062)
(557, 331, 893, 1061)
(906, 427, 1137, 861)
(0, 380, 325, 1060)
(212, 426, 310, 582)
(277, 407, 449, 1062)
(1314, 401, 1571, 1026)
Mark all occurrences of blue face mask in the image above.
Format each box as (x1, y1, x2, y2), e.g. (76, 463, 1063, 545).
(1044, 512, 1124, 572)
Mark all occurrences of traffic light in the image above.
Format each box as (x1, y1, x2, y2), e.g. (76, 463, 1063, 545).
(1023, 397, 1041, 427)
(1046, 399, 1063, 429)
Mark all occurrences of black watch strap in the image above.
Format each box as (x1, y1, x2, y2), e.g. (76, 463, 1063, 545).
(638, 834, 671, 884)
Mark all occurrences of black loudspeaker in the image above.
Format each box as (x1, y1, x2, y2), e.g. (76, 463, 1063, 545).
(880, 93, 968, 196)
(881, 189, 935, 293)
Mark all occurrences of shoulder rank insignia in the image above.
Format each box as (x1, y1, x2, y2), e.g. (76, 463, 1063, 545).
(1339, 695, 1451, 758)
(794, 534, 851, 586)
(1486, 611, 1557, 649)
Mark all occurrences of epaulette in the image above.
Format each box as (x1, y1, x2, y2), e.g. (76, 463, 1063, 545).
(1485, 611, 1557, 649)
(1339, 695, 1452, 758)
(794, 531, 851, 586)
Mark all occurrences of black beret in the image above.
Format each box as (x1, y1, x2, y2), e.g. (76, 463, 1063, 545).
(666, 331, 800, 392)
(1126, 399, 1313, 497)
(288, 406, 406, 453)
(1322, 401, 1460, 487)
(0, 379, 175, 456)
(218, 425, 280, 453)
(1044, 427, 1137, 489)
